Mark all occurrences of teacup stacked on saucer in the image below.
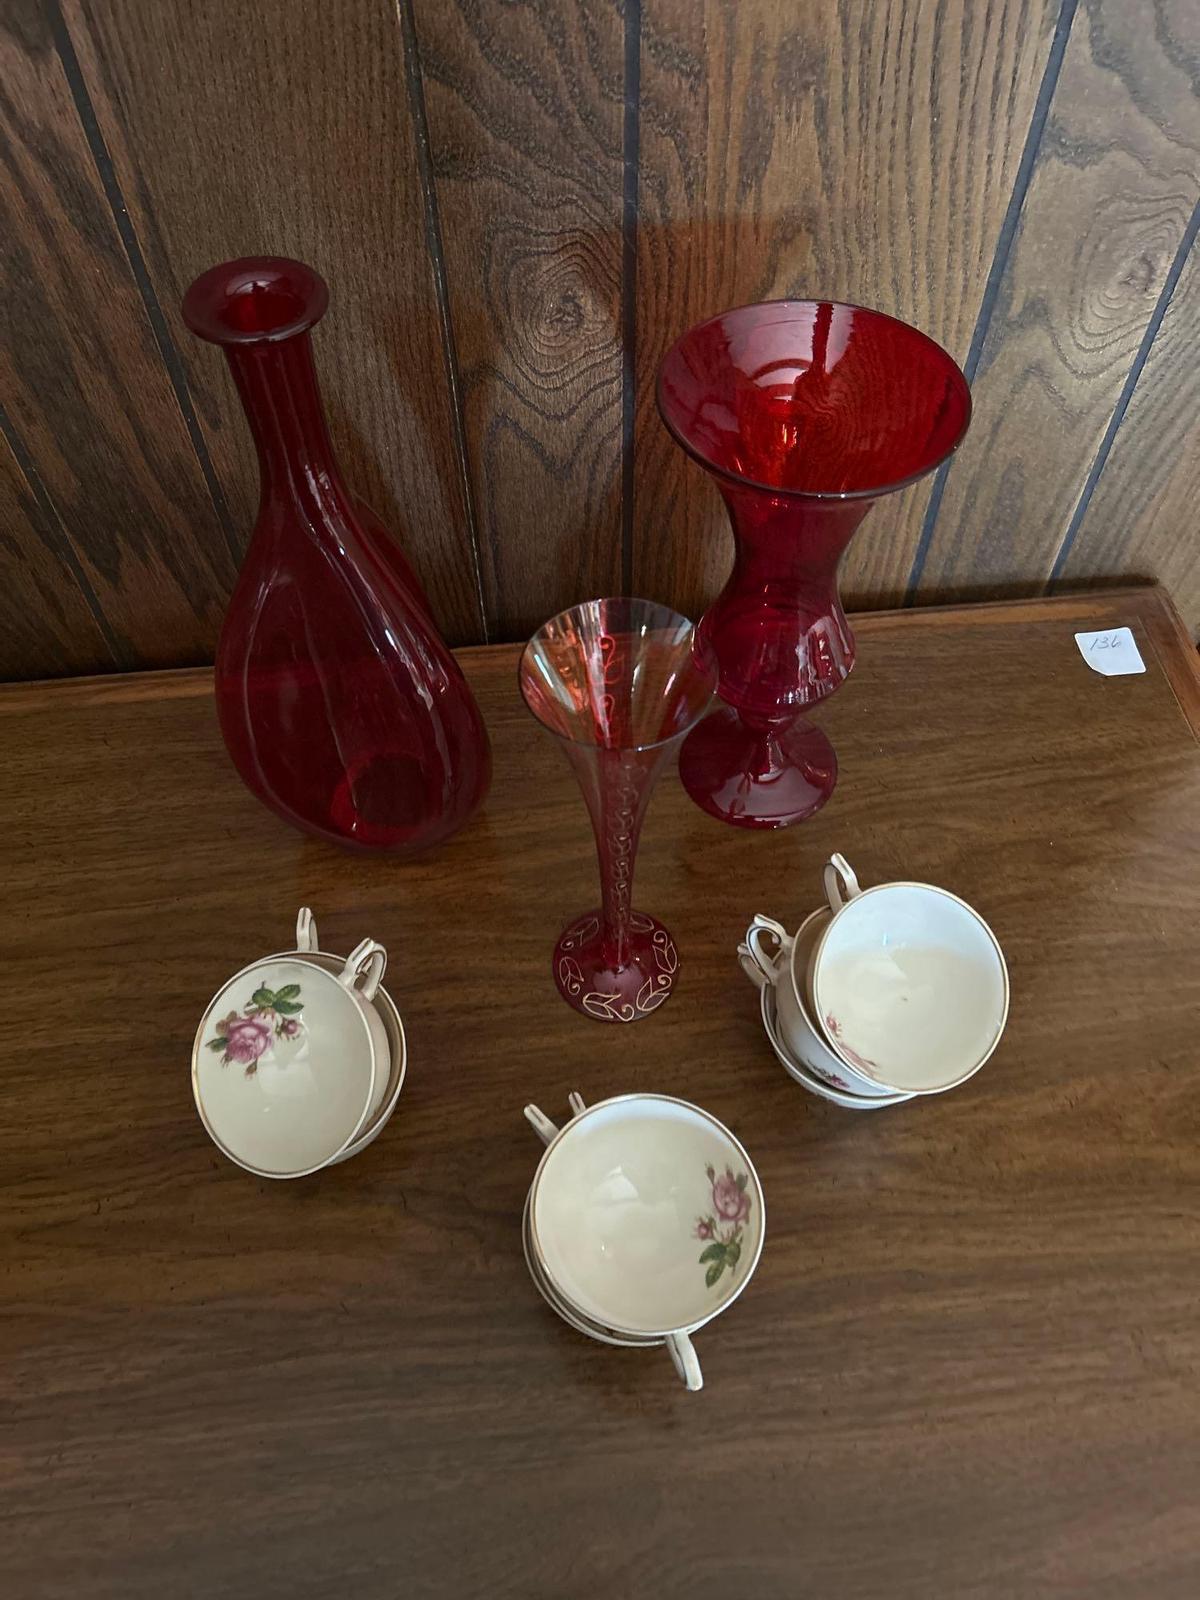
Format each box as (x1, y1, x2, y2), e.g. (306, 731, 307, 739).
(740, 854, 1009, 1111)
(521, 1094, 765, 1390)
(192, 909, 407, 1176)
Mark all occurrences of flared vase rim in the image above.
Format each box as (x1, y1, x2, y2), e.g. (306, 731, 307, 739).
(655, 296, 972, 504)
(517, 596, 718, 755)
(183, 256, 330, 347)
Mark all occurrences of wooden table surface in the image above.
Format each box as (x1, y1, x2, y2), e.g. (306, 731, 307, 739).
(1, 587, 1198, 1599)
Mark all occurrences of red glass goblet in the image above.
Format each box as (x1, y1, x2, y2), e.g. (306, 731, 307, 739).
(519, 599, 717, 1023)
(658, 300, 971, 828)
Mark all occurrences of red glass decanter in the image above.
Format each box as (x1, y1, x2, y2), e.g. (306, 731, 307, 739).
(182, 257, 490, 853)
(657, 300, 970, 828)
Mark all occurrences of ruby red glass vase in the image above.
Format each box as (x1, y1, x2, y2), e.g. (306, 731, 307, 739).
(182, 257, 490, 853)
(519, 599, 717, 1023)
(657, 300, 970, 828)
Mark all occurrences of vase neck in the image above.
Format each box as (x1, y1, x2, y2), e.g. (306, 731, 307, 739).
(697, 482, 876, 716)
(223, 334, 345, 510)
(721, 484, 872, 583)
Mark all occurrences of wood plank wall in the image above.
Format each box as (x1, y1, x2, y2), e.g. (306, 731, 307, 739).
(1, 0, 1197, 679)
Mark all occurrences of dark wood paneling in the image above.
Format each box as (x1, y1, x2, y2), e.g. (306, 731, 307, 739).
(2, 590, 1200, 1597)
(0, 0, 238, 665)
(411, 0, 626, 639)
(63, 0, 485, 644)
(631, 0, 1060, 621)
(2, 0, 1200, 675)
(1059, 219, 1200, 607)
(0, 424, 114, 678)
(916, 0, 1200, 602)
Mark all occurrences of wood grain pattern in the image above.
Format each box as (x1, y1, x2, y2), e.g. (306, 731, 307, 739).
(0, 423, 114, 678)
(1, 588, 1199, 1598)
(1059, 220, 1200, 609)
(632, 0, 1060, 620)
(412, 0, 626, 638)
(63, 0, 485, 644)
(3, 0, 1200, 677)
(917, 0, 1200, 602)
(0, 0, 239, 665)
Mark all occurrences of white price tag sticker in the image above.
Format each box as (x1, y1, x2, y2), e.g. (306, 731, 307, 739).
(1074, 626, 1145, 677)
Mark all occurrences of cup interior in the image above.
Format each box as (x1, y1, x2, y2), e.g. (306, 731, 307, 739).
(523, 1194, 660, 1347)
(194, 957, 377, 1176)
(531, 1096, 763, 1336)
(812, 884, 1008, 1092)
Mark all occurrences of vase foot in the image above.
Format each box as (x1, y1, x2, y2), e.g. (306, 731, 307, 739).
(679, 706, 837, 828)
(553, 910, 679, 1023)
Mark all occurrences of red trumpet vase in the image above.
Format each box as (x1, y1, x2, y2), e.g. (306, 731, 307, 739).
(657, 300, 970, 828)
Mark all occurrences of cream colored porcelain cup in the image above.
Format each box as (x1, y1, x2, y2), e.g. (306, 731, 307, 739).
(806, 853, 1009, 1095)
(193, 932, 388, 1178)
(524, 1094, 765, 1391)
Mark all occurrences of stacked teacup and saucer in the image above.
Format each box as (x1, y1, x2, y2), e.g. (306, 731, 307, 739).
(191, 909, 408, 1176)
(521, 1093, 765, 1390)
(740, 853, 1009, 1111)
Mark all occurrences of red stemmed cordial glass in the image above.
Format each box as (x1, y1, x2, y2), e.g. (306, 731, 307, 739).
(182, 257, 490, 853)
(658, 300, 971, 828)
(519, 599, 717, 1023)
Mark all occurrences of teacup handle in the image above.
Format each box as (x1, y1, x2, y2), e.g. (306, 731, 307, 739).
(666, 1331, 704, 1392)
(739, 915, 792, 991)
(295, 907, 318, 953)
(337, 937, 387, 1003)
(823, 853, 862, 913)
(524, 1104, 560, 1146)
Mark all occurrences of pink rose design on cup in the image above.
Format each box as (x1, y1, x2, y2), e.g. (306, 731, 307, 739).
(223, 1014, 273, 1066)
(206, 980, 305, 1077)
(694, 1163, 752, 1289)
(711, 1168, 751, 1226)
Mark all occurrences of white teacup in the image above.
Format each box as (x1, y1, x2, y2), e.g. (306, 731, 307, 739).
(524, 1094, 765, 1391)
(193, 933, 389, 1178)
(740, 908, 897, 1098)
(807, 854, 1009, 1094)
